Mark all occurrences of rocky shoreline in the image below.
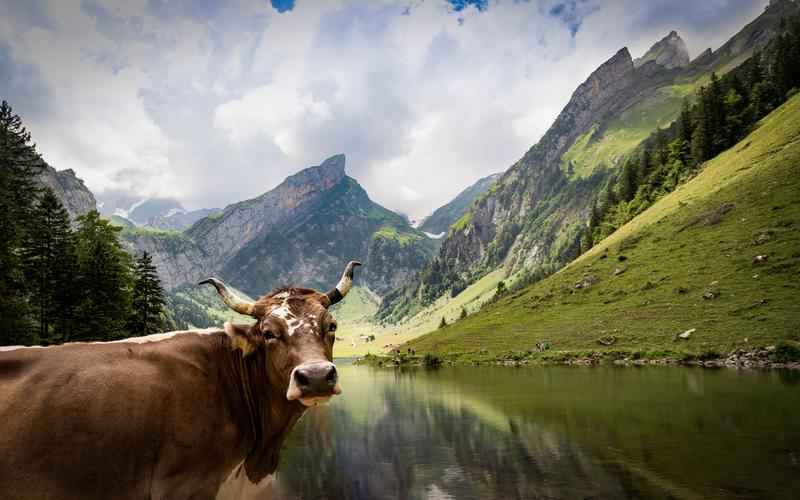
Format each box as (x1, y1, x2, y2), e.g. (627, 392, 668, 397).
(358, 345, 800, 370)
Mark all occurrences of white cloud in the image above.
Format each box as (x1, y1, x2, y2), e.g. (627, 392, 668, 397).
(214, 84, 332, 153)
(0, 0, 771, 218)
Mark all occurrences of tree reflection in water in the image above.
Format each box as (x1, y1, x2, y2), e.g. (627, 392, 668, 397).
(260, 365, 800, 499)
(274, 368, 669, 499)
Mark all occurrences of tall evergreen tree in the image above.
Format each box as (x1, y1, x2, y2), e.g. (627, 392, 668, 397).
(0, 101, 42, 344)
(73, 210, 134, 341)
(129, 251, 166, 337)
(617, 158, 638, 202)
(677, 98, 694, 148)
(22, 188, 78, 344)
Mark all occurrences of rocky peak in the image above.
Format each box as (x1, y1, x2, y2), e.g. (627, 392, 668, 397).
(534, 47, 635, 159)
(634, 30, 690, 69)
(573, 47, 635, 110)
(284, 153, 346, 190)
(34, 163, 96, 220)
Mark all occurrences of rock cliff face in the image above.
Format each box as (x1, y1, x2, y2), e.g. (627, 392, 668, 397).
(377, 3, 798, 321)
(420, 173, 502, 236)
(145, 208, 221, 231)
(34, 164, 96, 219)
(187, 155, 350, 271)
(124, 154, 436, 297)
(120, 229, 211, 291)
(634, 31, 690, 69)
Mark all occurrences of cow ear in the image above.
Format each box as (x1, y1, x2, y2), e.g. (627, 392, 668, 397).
(224, 322, 262, 356)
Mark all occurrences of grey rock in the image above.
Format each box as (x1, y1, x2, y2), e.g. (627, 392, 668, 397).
(634, 31, 690, 69)
(34, 164, 96, 220)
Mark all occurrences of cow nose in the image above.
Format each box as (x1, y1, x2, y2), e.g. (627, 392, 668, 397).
(293, 362, 338, 396)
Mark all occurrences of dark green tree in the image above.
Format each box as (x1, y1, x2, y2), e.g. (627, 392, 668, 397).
(22, 188, 78, 344)
(617, 158, 638, 202)
(0, 101, 42, 344)
(129, 251, 166, 336)
(677, 98, 694, 147)
(73, 210, 133, 341)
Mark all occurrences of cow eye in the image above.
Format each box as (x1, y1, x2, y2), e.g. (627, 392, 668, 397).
(328, 323, 337, 333)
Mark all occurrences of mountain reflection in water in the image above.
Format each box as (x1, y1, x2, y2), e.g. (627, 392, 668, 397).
(267, 366, 800, 500)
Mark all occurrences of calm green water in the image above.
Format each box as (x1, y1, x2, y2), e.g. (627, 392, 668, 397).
(272, 365, 800, 499)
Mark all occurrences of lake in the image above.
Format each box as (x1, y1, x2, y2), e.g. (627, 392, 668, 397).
(270, 365, 800, 499)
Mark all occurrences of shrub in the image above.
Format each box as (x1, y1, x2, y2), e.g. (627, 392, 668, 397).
(771, 341, 800, 363)
(423, 353, 442, 368)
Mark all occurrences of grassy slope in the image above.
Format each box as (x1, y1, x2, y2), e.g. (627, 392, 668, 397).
(406, 95, 800, 359)
(561, 82, 696, 179)
(334, 271, 505, 358)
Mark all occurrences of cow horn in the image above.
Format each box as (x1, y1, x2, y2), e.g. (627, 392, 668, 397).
(325, 261, 362, 307)
(198, 277, 256, 317)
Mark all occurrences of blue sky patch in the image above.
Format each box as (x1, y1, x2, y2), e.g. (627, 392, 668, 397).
(547, 1, 591, 37)
(271, 0, 295, 13)
(447, 0, 488, 12)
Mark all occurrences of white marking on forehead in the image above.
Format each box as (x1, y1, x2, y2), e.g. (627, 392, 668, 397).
(269, 299, 300, 336)
(272, 291, 290, 300)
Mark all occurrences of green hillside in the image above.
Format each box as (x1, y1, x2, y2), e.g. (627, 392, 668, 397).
(404, 95, 800, 362)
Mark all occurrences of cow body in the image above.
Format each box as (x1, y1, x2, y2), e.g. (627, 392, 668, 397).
(0, 330, 300, 500)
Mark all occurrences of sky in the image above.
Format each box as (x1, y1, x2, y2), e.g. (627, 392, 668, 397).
(0, 0, 770, 219)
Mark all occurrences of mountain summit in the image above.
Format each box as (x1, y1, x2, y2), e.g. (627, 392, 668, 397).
(634, 31, 690, 69)
(123, 154, 436, 298)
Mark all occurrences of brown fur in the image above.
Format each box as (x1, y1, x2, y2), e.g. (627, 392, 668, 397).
(0, 287, 339, 500)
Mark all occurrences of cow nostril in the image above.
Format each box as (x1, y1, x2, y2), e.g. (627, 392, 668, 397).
(326, 365, 337, 384)
(295, 371, 309, 387)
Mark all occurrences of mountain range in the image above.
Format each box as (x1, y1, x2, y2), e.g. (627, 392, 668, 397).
(31, 0, 800, 337)
(377, 0, 800, 322)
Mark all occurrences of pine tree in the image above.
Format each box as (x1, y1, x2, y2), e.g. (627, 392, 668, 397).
(22, 188, 77, 344)
(0, 101, 43, 344)
(129, 252, 166, 337)
(617, 158, 638, 202)
(438, 316, 447, 329)
(459, 307, 467, 321)
(690, 89, 711, 165)
(73, 210, 134, 341)
(707, 73, 727, 155)
(677, 98, 693, 147)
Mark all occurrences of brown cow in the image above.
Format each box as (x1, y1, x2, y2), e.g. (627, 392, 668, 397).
(0, 261, 361, 500)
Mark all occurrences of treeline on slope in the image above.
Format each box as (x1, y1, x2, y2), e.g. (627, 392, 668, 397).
(587, 18, 800, 247)
(0, 101, 167, 346)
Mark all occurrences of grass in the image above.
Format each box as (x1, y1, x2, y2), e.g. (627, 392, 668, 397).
(450, 211, 473, 232)
(561, 82, 697, 179)
(403, 94, 800, 362)
(333, 270, 505, 358)
(371, 225, 423, 246)
(121, 225, 187, 240)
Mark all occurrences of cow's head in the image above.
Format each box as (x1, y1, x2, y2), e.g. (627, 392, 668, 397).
(199, 261, 360, 407)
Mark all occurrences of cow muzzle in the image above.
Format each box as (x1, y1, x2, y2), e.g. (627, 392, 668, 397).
(286, 361, 341, 407)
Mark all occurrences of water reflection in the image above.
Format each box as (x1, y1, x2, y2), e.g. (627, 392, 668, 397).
(269, 366, 800, 500)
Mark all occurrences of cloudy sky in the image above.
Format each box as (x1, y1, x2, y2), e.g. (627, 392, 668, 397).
(1, 0, 769, 219)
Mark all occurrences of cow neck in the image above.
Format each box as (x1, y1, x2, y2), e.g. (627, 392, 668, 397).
(217, 339, 304, 484)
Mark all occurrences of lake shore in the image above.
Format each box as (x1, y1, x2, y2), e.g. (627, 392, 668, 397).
(356, 344, 800, 370)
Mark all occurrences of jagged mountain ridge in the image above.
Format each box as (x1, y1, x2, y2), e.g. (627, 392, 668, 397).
(378, 0, 799, 322)
(123, 154, 436, 297)
(634, 31, 689, 69)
